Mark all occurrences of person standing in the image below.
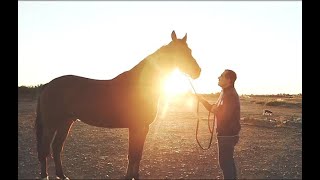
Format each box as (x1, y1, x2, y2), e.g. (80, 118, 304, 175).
(198, 69, 241, 179)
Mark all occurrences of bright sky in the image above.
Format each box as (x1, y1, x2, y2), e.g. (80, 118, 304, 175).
(18, 1, 301, 95)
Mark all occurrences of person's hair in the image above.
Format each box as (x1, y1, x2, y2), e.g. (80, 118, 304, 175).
(224, 69, 237, 85)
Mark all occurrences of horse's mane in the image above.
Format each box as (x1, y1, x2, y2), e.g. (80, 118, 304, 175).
(130, 45, 166, 72)
(112, 45, 167, 83)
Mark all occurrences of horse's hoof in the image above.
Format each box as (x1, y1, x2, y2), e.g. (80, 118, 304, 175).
(56, 175, 70, 180)
(124, 175, 139, 180)
(40, 176, 49, 180)
(123, 176, 131, 180)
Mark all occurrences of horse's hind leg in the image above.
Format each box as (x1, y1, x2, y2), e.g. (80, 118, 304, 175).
(126, 126, 149, 180)
(38, 127, 56, 179)
(52, 120, 74, 180)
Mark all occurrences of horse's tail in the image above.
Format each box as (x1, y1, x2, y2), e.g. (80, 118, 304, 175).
(34, 82, 48, 155)
(35, 96, 42, 154)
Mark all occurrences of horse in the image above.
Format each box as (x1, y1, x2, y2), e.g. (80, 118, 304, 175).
(35, 30, 201, 180)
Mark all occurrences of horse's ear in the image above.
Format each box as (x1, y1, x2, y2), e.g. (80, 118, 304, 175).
(182, 33, 187, 42)
(171, 30, 177, 41)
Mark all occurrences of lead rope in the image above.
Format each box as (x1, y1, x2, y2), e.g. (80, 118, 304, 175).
(187, 77, 215, 150)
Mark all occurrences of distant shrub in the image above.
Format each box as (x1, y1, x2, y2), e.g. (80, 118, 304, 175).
(255, 101, 265, 105)
(248, 93, 302, 98)
(265, 101, 285, 106)
(265, 100, 302, 108)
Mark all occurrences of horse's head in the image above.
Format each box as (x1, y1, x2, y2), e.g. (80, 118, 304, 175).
(165, 30, 201, 79)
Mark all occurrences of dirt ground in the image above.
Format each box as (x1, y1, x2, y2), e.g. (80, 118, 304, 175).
(18, 96, 302, 179)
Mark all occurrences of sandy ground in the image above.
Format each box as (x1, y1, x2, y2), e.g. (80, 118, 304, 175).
(18, 96, 302, 179)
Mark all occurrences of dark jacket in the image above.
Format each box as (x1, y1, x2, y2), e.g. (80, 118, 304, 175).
(201, 86, 241, 136)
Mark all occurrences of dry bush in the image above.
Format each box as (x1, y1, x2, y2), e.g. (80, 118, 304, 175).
(265, 100, 302, 108)
(255, 101, 265, 105)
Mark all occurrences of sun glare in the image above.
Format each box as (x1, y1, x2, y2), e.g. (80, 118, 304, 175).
(163, 69, 191, 97)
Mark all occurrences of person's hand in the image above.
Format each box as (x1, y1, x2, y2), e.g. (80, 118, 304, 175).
(211, 104, 218, 113)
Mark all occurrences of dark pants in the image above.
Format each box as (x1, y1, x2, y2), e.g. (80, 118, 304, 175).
(217, 135, 239, 180)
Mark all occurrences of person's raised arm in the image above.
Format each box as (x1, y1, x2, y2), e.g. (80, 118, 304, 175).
(197, 95, 215, 112)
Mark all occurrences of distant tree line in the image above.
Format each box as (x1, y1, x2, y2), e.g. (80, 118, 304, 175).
(247, 93, 302, 98)
(201, 92, 302, 98)
(18, 84, 46, 100)
(18, 85, 302, 100)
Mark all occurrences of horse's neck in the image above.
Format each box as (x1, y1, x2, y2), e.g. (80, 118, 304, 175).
(113, 46, 173, 93)
(132, 49, 173, 88)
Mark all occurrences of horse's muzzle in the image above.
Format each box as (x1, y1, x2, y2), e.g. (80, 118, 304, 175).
(191, 68, 201, 79)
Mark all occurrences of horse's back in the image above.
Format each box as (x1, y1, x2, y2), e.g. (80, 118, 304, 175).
(48, 75, 106, 87)
(38, 74, 159, 128)
(38, 75, 109, 120)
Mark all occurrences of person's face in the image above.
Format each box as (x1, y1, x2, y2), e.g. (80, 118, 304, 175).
(218, 71, 231, 88)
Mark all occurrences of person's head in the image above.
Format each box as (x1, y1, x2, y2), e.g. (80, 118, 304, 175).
(218, 69, 237, 88)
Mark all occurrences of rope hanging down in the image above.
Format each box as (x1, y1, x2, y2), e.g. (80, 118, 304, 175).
(187, 77, 215, 150)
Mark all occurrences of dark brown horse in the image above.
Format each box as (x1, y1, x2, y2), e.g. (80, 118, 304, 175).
(35, 31, 201, 180)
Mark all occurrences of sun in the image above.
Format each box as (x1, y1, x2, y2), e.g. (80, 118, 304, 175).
(163, 68, 191, 97)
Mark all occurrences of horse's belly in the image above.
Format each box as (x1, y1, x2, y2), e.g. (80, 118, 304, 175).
(75, 110, 127, 128)
(79, 117, 128, 128)
(76, 106, 158, 128)
(65, 84, 160, 128)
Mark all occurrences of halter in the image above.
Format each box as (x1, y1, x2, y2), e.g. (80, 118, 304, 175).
(186, 76, 215, 150)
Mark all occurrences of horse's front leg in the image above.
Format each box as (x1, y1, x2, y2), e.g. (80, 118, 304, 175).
(125, 125, 149, 180)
